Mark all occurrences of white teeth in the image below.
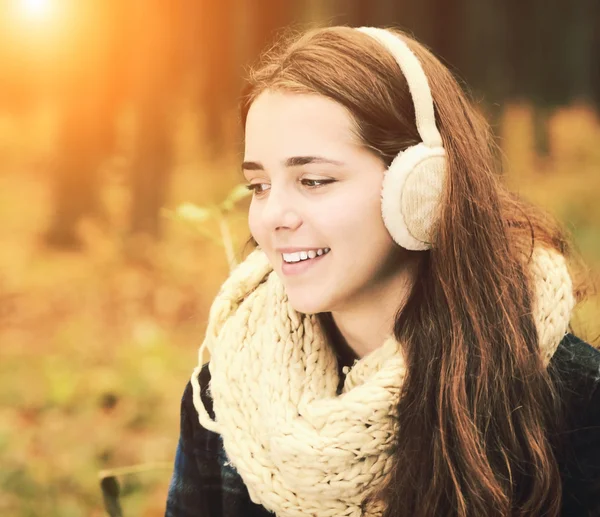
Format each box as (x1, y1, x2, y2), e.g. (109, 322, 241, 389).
(282, 248, 330, 263)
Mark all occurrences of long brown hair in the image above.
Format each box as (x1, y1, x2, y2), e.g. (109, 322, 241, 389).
(240, 26, 581, 517)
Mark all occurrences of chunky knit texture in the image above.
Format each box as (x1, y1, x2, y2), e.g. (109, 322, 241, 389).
(191, 246, 575, 517)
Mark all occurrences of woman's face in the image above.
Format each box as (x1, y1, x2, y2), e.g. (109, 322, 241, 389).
(244, 89, 407, 314)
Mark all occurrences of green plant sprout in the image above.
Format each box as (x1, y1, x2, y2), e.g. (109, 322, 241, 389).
(162, 183, 251, 273)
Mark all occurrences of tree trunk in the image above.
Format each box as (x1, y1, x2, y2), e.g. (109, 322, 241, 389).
(128, 0, 178, 239)
(44, 2, 120, 248)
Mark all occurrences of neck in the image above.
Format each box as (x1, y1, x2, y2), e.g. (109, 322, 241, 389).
(325, 251, 421, 359)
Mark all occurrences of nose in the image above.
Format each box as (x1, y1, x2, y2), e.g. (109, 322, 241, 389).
(260, 185, 302, 232)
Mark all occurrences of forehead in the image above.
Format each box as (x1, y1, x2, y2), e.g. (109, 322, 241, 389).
(244, 90, 361, 158)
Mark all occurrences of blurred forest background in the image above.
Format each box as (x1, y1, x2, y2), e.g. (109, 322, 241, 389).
(0, 0, 598, 516)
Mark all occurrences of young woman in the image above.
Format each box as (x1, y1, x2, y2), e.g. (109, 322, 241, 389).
(165, 26, 600, 517)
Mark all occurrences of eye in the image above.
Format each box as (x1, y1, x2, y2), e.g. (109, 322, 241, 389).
(301, 179, 335, 188)
(245, 183, 270, 195)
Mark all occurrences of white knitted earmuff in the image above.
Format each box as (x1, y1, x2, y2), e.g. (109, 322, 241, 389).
(357, 27, 446, 251)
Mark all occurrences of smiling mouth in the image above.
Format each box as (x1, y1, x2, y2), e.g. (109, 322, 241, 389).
(281, 248, 330, 263)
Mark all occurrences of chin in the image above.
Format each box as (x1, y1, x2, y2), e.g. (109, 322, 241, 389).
(286, 294, 329, 316)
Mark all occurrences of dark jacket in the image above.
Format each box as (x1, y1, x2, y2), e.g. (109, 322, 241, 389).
(165, 334, 600, 517)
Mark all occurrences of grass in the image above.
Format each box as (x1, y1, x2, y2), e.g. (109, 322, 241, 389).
(0, 103, 598, 516)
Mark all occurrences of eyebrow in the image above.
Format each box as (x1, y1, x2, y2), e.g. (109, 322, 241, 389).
(241, 156, 345, 171)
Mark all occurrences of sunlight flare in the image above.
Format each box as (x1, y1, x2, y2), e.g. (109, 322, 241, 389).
(20, 0, 53, 20)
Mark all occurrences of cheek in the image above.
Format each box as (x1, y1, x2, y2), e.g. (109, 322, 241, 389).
(327, 184, 384, 234)
(247, 204, 263, 245)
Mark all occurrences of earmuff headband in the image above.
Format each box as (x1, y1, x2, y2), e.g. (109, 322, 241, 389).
(356, 27, 443, 149)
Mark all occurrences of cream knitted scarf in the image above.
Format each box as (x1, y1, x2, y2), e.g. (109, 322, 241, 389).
(192, 246, 575, 517)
